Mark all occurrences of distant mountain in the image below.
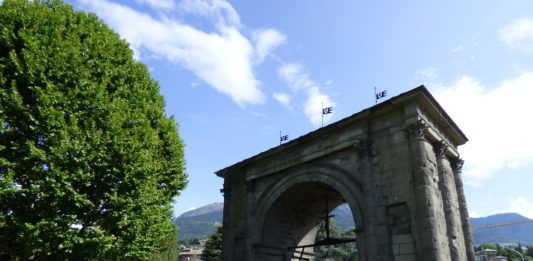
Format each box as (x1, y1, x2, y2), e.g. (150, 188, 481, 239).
(174, 203, 223, 240)
(330, 203, 356, 231)
(175, 203, 533, 245)
(471, 213, 533, 245)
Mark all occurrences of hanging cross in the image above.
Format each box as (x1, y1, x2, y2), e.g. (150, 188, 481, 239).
(321, 196, 335, 239)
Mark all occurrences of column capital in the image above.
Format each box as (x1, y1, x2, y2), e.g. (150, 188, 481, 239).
(433, 140, 449, 158)
(450, 157, 464, 172)
(406, 120, 429, 140)
(221, 183, 232, 199)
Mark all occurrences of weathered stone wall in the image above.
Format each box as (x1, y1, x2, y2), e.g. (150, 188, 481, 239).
(217, 86, 474, 261)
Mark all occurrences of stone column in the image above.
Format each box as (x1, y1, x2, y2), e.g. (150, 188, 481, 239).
(221, 181, 233, 261)
(451, 158, 476, 261)
(434, 141, 467, 261)
(355, 138, 382, 261)
(407, 120, 448, 261)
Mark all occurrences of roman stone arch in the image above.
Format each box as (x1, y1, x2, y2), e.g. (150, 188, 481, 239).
(216, 86, 475, 261)
(252, 164, 365, 260)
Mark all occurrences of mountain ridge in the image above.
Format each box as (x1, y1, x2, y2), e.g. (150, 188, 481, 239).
(174, 203, 223, 239)
(175, 202, 533, 244)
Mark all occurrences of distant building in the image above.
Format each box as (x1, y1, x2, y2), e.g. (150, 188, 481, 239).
(475, 249, 498, 261)
(178, 248, 203, 261)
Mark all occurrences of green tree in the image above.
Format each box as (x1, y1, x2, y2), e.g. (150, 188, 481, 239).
(478, 243, 497, 250)
(0, 0, 187, 259)
(516, 243, 523, 253)
(145, 225, 179, 261)
(314, 218, 358, 261)
(202, 226, 222, 261)
(526, 246, 533, 258)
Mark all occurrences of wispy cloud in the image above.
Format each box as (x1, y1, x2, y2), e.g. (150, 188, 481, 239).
(431, 73, 533, 186)
(415, 68, 437, 81)
(278, 63, 335, 126)
(469, 211, 481, 218)
(504, 197, 533, 218)
(78, 0, 285, 107)
(498, 18, 533, 52)
(272, 92, 293, 110)
(451, 45, 464, 53)
(253, 28, 286, 64)
(135, 0, 176, 10)
(178, 0, 240, 27)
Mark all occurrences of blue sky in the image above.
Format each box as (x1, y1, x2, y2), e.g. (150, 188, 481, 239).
(65, 0, 533, 219)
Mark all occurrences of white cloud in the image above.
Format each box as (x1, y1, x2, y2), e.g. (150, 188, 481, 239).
(304, 86, 335, 126)
(278, 63, 335, 126)
(279, 63, 313, 91)
(498, 18, 533, 51)
(451, 45, 464, 53)
(469, 211, 481, 218)
(273, 92, 292, 110)
(504, 197, 533, 218)
(431, 73, 533, 186)
(253, 29, 286, 63)
(178, 0, 241, 27)
(415, 68, 437, 81)
(135, 0, 176, 10)
(78, 0, 285, 107)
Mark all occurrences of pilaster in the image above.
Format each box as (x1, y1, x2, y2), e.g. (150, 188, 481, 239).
(451, 158, 475, 261)
(406, 120, 449, 261)
(434, 141, 467, 260)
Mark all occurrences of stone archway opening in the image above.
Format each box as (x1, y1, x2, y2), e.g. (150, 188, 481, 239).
(313, 203, 358, 261)
(261, 182, 360, 261)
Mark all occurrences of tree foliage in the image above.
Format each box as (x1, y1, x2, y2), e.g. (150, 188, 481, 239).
(201, 226, 222, 261)
(145, 225, 179, 261)
(0, 0, 187, 259)
(477, 243, 497, 251)
(527, 246, 533, 258)
(314, 218, 359, 261)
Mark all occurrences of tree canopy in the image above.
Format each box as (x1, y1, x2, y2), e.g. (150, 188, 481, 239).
(314, 218, 359, 261)
(0, 0, 187, 259)
(201, 226, 222, 261)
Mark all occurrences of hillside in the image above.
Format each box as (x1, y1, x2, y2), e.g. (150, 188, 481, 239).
(174, 203, 533, 245)
(330, 203, 356, 231)
(471, 213, 533, 245)
(174, 203, 223, 240)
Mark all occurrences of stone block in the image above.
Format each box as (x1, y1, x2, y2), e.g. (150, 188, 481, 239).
(393, 234, 413, 244)
(395, 254, 415, 261)
(399, 243, 414, 254)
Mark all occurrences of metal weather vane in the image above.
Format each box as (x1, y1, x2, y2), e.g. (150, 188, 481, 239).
(280, 131, 289, 145)
(374, 87, 387, 104)
(322, 102, 333, 128)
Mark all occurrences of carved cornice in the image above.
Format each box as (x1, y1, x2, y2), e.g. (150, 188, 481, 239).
(450, 157, 464, 172)
(406, 120, 429, 139)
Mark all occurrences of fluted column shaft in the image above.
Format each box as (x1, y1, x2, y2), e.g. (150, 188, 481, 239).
(407, 121, 448, 261)
(451, 158, 475, 261)
(435, 141, 467, 260)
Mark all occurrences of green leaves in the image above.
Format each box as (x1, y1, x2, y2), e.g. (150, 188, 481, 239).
(202, 226, 223, 261)
(0, 0, 187, 259)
